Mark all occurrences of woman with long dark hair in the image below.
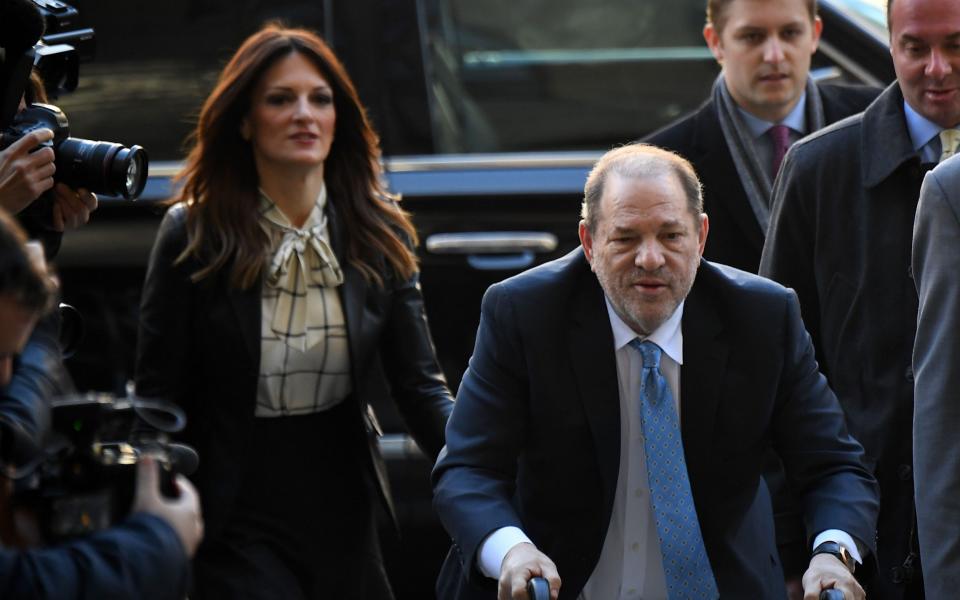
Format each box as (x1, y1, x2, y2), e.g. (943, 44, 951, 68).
(135, 23, 453, 599)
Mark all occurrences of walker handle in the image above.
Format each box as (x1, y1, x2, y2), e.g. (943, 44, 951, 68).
(526, 576, 550, 600)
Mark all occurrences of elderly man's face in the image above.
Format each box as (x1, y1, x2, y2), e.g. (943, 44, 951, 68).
(579, 172, 708, 336)
(890, 0, 960, 129)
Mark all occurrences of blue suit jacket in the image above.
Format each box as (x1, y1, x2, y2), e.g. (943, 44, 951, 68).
(432, 249, 878, 599)
(0, 514, 188, 599)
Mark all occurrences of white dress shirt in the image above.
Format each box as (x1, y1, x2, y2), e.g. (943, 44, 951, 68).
(903, 100, 959, 164)
(477, 298, 861, 598)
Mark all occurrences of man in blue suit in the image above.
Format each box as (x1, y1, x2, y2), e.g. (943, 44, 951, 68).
(433, 143, 878, 600)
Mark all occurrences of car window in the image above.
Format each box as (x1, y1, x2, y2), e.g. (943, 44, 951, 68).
(53, 0, 883, 163)
(419, 0, 715, 153)
(53, 0, 332, 163)
(826, 0, 888, 36)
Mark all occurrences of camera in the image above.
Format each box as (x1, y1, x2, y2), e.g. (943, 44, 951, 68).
(0, 0, 148, 200)
(2, 103, 148, 200)
(7, 394, 197, 542)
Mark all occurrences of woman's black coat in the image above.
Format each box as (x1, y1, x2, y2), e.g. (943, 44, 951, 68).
(135, 201, 453, 539)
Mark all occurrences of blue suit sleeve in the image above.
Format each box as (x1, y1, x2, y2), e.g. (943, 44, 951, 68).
(772, 290, 879, 557)
(0, 513, 189, 600)
(432, 282, 528, 582)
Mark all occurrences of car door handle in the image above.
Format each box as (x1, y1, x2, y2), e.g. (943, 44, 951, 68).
(425, 231, 558, 254)
(425, 232, 558, 271)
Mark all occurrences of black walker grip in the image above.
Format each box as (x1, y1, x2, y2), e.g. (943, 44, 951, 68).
(820, 590, 845, 600)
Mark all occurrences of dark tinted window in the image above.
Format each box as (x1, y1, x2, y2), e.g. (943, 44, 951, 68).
(420, 0, 716, 152)
(53, 0, 878, 161)
(54, 1, 331, 162)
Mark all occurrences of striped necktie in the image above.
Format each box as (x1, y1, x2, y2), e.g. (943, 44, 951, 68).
(629, 339, 719, 599)
(940, 129, 960, 163)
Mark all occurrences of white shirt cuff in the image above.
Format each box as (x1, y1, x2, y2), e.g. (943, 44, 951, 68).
(813, 529, 864, 564)
(477, 526, 533, 579)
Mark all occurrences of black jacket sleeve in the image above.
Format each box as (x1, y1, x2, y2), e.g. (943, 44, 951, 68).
(380, 269, 454, 461)
(134, 206, 194, 408)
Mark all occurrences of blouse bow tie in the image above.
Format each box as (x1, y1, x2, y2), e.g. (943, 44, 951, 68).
(260, 188, 344, 352)
(267, 223, 344, 290)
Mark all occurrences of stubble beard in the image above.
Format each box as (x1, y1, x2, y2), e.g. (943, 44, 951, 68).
(594, 258, 700, 336)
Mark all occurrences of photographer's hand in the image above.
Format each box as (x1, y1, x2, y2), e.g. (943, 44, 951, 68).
(132, 456, 204, 558)
(51, 184, 97, 231)
(0, 129, 56, 213)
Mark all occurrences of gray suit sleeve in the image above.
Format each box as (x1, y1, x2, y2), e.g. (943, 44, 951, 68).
(912, 158, 960, 598)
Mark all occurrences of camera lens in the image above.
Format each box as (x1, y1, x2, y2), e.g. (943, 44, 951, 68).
(55, 138, 148, 200)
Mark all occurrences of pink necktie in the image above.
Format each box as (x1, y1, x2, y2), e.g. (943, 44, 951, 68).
(769, 124, 792, 178)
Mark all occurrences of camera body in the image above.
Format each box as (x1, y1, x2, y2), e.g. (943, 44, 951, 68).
(0, 0, 148, 200)
(0, 103, 147, 200)
(9, 394, 195, 542)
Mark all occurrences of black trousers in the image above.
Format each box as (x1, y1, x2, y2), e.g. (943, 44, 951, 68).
(190, 401, 395, 600)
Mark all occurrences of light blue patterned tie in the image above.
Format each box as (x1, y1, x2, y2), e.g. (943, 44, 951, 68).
(630, 339, 719, 600)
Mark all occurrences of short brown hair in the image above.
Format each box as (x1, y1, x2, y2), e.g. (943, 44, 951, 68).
(707, 0, 818, 33)
(581, 144, 703, 234)
(0, 209, 56, 316)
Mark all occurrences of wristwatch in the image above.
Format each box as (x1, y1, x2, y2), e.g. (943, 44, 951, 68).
(812, 541, 857, 574)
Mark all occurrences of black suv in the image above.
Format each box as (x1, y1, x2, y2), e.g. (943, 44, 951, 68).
(48, 0, 891, 596)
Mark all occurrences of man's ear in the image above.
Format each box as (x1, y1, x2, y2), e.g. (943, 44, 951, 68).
(703, 23, 724, 63)
(697, 213, 710, 257)
(810, 16, 824, 54)
(579, 220, 594, 263)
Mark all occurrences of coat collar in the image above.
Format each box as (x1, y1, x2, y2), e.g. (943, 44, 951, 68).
(861, 83, 920, 189)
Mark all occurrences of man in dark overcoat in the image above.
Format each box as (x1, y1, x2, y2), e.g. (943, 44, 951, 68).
(644, 0, 878, 274)
(760, 0, 960, 597)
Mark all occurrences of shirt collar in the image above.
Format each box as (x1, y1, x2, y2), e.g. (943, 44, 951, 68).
(605, 298, 684, 365)
(903, 99, 944, 152)
(736, 91, 807, 138)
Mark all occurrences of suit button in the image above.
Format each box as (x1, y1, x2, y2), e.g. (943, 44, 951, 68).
(907, 265, 914, 279)
(905, 366, 914, 382)
(898, 464, 912, 480)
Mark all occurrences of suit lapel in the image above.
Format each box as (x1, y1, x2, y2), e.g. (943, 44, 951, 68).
(566, 257, 621, 513)
(227, 272, 261, 365)
(326, 198, 366, 378)
(680, 262, 728, 488)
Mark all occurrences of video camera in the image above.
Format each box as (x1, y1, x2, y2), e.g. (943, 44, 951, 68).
(0, 0, 148, 201)
(7, 394, 197, 543)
